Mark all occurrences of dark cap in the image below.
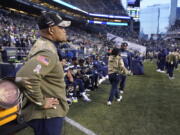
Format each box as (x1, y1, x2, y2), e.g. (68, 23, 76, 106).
(111, 47, 119, 56)
(121, 42, 128, 47)
(38, 11, 71, 29)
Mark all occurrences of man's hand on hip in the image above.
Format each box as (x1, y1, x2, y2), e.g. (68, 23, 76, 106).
(43, 98, 59, 109)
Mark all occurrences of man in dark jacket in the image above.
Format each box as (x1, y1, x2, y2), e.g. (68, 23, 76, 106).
(119, 42, 132, 94)
(157, 48, 168, 73)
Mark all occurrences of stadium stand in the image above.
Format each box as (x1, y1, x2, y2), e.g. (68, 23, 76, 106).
(64, 0, 127, 15)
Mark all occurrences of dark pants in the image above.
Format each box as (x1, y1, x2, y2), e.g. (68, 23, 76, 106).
(28, 117, 64, 135)
(159, 60, 166, 71)
(119, 74, 127, 91)
(175, 62, 178, 69)
(74, 78, 85, 93)
(108, 73, 120, 102)
(100, 67, 108, 77)
(167, 63, 175, 77)
(89, 73, 98, 89)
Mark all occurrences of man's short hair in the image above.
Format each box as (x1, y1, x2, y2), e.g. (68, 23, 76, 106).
(111, 48, 119, 56)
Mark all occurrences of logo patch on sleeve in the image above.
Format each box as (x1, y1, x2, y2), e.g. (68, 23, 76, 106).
(33, 64, 42, 74)
(37, 56, 49, 66)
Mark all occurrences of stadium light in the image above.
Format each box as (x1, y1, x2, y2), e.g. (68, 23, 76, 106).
(52, 0, 88, 14)
(52, 0, 130, 20)
(88, 13, 131, 19)
(87, 20, 128, 26)
(106, 22, 128, 26)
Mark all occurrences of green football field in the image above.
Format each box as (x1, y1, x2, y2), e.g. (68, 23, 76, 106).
(16, 61, 180, 135)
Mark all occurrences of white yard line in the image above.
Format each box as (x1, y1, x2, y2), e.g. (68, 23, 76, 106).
(65, 117, 97, 135)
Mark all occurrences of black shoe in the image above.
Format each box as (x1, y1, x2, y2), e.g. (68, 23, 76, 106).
(94, 85, 98, 89)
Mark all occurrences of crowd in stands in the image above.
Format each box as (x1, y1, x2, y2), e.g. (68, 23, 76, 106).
(64, 0, 127, 15)
(0, 9, 109, 60)
(106, 26, 139, 43)
(0, 9, 38, 48)
(0, 3, 137, 59)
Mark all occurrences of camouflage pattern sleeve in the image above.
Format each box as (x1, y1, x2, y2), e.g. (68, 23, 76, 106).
(118, 56, 129, 75)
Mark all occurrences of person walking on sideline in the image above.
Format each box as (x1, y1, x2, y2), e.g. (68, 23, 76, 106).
(107, 47, 129, 105)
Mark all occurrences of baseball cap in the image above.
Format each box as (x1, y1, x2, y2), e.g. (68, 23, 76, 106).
(38, 11, 71, 29)
(121, 42, 128, 47)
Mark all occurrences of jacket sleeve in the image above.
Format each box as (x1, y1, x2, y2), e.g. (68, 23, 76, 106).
(166, 55, 169, 62)
(118, 57, 129, 74)
(16, 51, 57, 107)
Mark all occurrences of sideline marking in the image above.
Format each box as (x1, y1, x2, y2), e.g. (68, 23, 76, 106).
(65, 117, 97, 135)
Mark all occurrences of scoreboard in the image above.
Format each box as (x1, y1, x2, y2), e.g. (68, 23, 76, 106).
(127, 7, 140, 21)
(127, 0, 140, 21)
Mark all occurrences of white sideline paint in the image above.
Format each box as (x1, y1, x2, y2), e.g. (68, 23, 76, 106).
(65, 117, 97, 135)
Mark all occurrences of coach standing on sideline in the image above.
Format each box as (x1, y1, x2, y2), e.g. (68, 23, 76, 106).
(16, 11, 71, 135)
(119, 42, 132, 94)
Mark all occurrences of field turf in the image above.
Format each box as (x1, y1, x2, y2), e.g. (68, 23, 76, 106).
(16, 62, 180, 135)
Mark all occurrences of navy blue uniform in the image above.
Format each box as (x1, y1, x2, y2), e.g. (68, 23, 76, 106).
(157, 49, 168, 71)
(132, 55, 144, 75)
(119, 49, 132, 92)
(119, 49, 132, 70)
